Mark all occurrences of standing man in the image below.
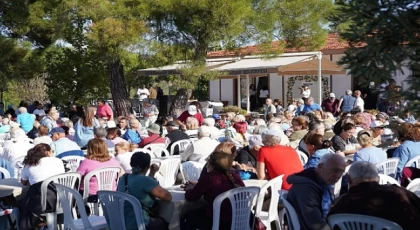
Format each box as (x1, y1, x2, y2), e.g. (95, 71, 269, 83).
(149, 85, 158, 106)
(137, 85, 150, 101)
(96, 99, 114, 122)
(302, 97, 322, 113)
(321, 93, 340, 116)
(264, 98, 276, 121)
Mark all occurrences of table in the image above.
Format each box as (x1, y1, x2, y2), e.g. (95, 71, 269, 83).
(0, 178, 28, 200)
(243, 179, 268, 188)
(159, 186, 206, 230)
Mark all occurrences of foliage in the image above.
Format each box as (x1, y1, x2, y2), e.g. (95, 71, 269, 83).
(330, 0, 420, 113)
(4, 75, 48, 106)
(222, 105, 248, 115)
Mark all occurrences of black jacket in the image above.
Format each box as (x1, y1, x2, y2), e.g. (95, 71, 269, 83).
(286, 168, 330, 230)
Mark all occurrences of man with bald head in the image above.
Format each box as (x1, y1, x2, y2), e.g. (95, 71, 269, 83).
(328, 161, 420, 230)
(286, 153, 346, 230)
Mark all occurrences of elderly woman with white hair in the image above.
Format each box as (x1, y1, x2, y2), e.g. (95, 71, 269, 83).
(17, 107, 36, 134)
(0, 118, 11, 134)
(41, 108, 59, 132)
(202, 117, 222, 138)
(338, 89, 356, 113)
(354, 129, 387, 164)
(256, 129, 303, 190)
(2, 128, 34, 163)
(181, 126, 220, 162)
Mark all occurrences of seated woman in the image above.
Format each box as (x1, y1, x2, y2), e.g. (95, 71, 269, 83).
(19, 144, 65, 229)
(117, 151, 172, 230)
(182, 151, 245, 230)
(77, 139, 122, 201)
(107, 127, 126, 145)
(226, 121, 249, 149)
(122, 118, 142, 145)
(115, 141, 135, 173)
(73, 106, 100, 148)
(304, 134, 335, 169)
(289, 116, 309, 141)
(354, 129, 387, 164)
(184, 117, 199, 137)
(33, 125, 53, 145)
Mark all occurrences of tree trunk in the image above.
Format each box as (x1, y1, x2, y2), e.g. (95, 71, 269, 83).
(169, 88, 191, 117)
(107, 58, 131, 117)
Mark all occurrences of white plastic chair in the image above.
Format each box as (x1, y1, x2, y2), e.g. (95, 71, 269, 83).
(164, 137, 171, 148)
(376, 158, 399, 178)
(0, 167, 11, 179)
(144, 143, 169, 157)
(156, 158, 181, 188)
(378, 174, 400, 186)
(180, 161, 205, 183)
(83, 167, 121, 215)
(98, 191, 146, 230)
(169, 139, 192, 156)
(62, 156, 86, 172)
(40, 172, 82, 230)
(328, 214, 403, 230)
(255, 175, 283, 230)
(404, 155, 420, 168)
(333, 165, 351, 197)
(212, 186, 260, 230)
(132, 148, 157, 159)
(108, 148, 115, 157)
(10, 155, 25, 180)
(295, 150, 308, 165)
(281, 198, 301, 230)
(55, 184, 108, 230)
(406, 178, 420, 197)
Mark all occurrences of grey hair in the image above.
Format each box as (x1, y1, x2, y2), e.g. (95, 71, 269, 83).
(233, 114, 246, 122)
(2, 118, 9, 125)
(19, 107, 28, 113)
(10, 128, 26, 140)
(254, 119, 266, 126)
(319, 153, 345, 165)
(253, 125, 268, 135)
(262, 134, 281, 147)
(308, 120, 324, 131)
(267, 123, 282, 133)
(346, 89, 353, 95)
(348, 161, 379, 182)
(198, 126, 212, 138)
(203, 118, 215, 127)
(323, 120, 333, 130)
(94, 127, 107, 138)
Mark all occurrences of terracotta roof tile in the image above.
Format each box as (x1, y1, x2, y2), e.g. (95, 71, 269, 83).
(207, 33, 359, 58)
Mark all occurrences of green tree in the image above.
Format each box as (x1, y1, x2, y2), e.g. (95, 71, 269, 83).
(146, 0, 334, 115)
(331, 0, 420, 113)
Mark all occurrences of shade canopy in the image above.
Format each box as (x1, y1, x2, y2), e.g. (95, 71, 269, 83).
(278, 57, 345, 75)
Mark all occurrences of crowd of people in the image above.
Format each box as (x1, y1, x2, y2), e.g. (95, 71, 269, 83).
(0, 78, 419, 229)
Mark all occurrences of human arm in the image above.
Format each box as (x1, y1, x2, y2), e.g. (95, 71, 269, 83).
(150, 185, 172, 201)
(21, 166, 29, 186)
(105, 106, 113, 121)
(337, 98, 343, 112)
(256, 162, 267, 180)
(185, 174, 211, 201)
(393, 145, 409, 180)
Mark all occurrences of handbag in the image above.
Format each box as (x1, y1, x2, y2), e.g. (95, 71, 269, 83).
(254, 217, 267, 230)
(124, 174, 159, 218)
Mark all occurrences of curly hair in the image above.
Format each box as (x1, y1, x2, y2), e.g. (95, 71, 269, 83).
(214, 142, 237, 155)
(23, 144, 51, 167)
(292, 116, 309, 130)
(407, 124, 420, 142)
(398, 123, 413, 142)
(107, 127, 122, 140)
(86, 139, 111, 162)
(38, 125, 50, 136)
(207, 151, 240, 188)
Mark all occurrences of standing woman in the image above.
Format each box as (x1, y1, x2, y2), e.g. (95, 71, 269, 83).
(250, 84, 257, 111)
(259, 86, 269, 108)
(142, 99, 159, 128)
(73, 106, 100, 148)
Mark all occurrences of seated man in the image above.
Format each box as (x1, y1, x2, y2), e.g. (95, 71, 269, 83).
(329, 161, 420, 230)
(181, 126, 219, 162)
(176, 105, 204, 129)
(50, 127, 81, 156)
(138, 123, 165, 148)
(94, 126, 115, 148)
(122, 118, 142, 145)
(165, 121, 189, 155)
(286, 153, 346, 230)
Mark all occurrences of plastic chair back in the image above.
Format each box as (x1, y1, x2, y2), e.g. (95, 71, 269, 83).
(181, 161, 205, 182)
(170, 139, 192, 156)
(333, 164, 351, 197)
(164, 137, 171, 148)
(255, 175, 283, 227)
(378, 174, 400, 186)
(98, 191, 146, 230)
(328, 214, 403, 230)
(295, 150, 308, 165)
(404, 155, 420, 168)
(83, 167, 121, 199)
(144, 144, 169, 157)
(56, 150, 84, 159)
(132, 148, 156, 158)
(212, 186, 260, 230)
(0, 167, 11, 179)
(157, 158, 181, 188)
(10, 156, 25, 180)
(108, 148, 116, 157)
(406, 178, 420, 196)
(61, 156, 85, 172)
(282, 198, 301, 230)
(376, 158, 399, 178)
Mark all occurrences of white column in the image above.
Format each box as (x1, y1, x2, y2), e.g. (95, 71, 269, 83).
(237, 75, 241, 107)
(318, 52, 323, 104)
(246, 75, 250, 113)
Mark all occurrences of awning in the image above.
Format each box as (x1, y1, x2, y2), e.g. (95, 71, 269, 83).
(278, 58, 345, 75)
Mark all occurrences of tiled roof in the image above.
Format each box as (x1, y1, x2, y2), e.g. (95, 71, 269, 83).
(207, 33, 357, 58)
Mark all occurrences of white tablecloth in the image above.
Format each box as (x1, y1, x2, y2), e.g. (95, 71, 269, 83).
(0, 178, 28, 199)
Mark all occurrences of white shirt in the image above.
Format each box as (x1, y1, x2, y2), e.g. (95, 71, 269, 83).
(288, 104, 297, 112)
(50, 138, 81, 156)
(116, 152, 134, 173)
(33, 109, 46, 116)
(182, 137, 219, 162)
(2, 141, 34, 163)
(355, 97, 365, 112)
(137, 88, 150, 100)
(259, 90, 269, 98)
(21, 157, 65, 185)
(33, 136, 53, 145)
(302, 89, 311, 98)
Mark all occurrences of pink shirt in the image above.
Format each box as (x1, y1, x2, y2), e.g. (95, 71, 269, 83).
(97, 104, 113, 120)
(77, 158, 121, 195)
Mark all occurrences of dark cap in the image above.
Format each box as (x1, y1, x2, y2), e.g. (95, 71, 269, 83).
(48, 127, 65, 135)
(165, 121, 178, 127)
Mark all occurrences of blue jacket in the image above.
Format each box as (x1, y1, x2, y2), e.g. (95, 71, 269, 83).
(122, 129, 142, 144)
(305, 148, 335, 169)
(393, 140, 420, 180)
(73, 118, 99, 148)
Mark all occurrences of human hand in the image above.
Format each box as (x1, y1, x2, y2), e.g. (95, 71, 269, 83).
(150, 163, 160, 174)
